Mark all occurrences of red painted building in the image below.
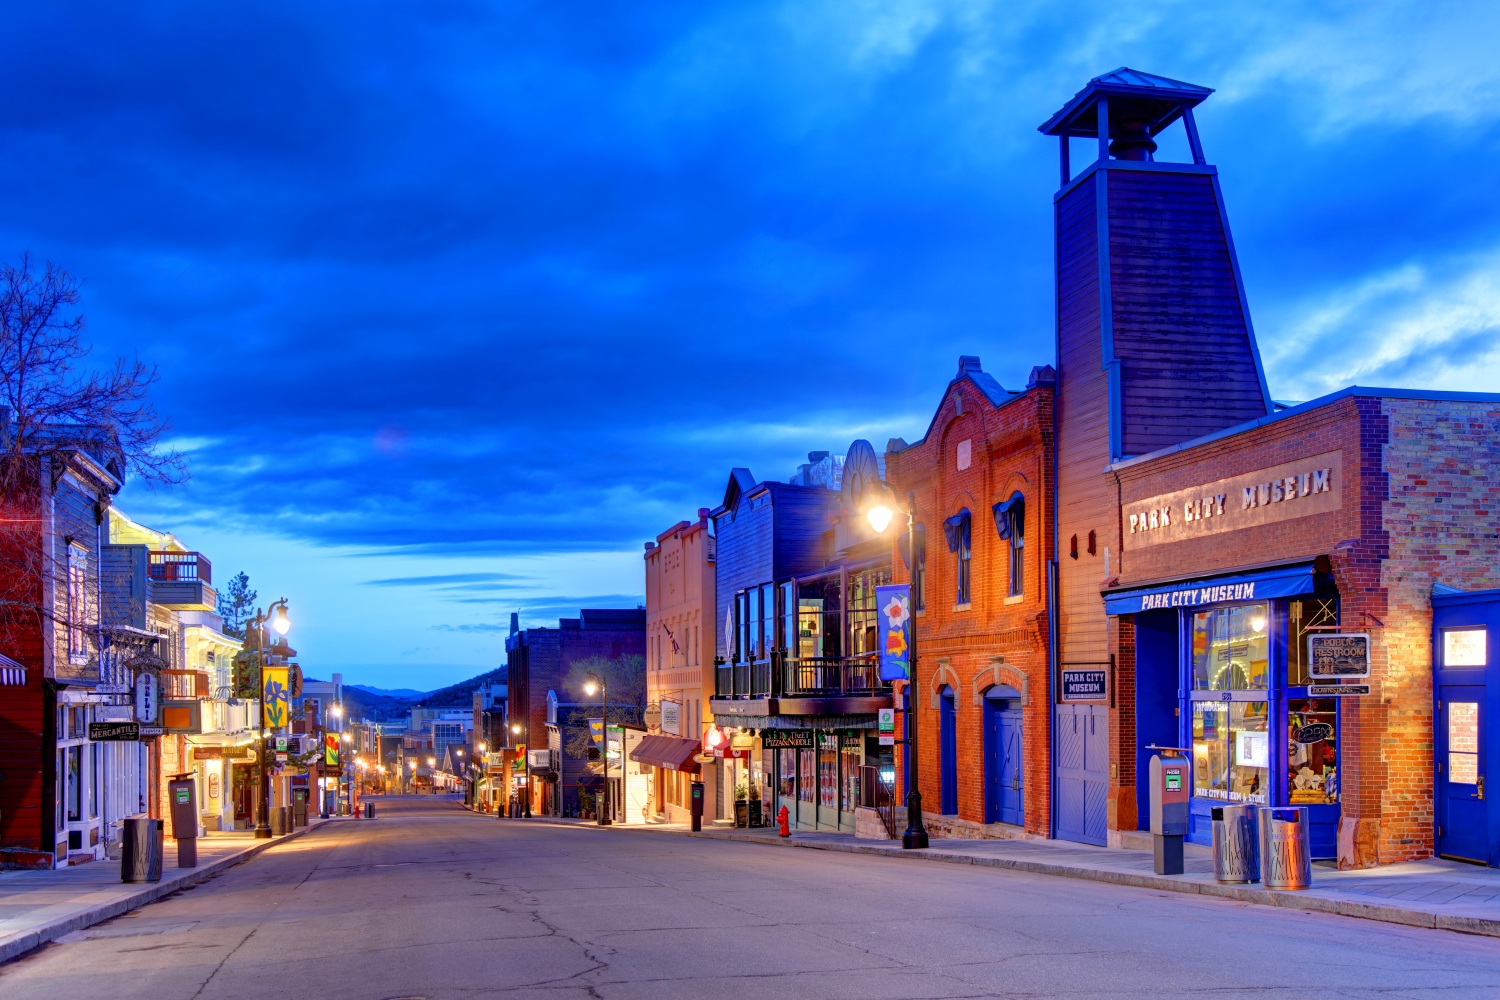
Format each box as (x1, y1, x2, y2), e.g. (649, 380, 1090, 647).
(885, 357, 1056, 839)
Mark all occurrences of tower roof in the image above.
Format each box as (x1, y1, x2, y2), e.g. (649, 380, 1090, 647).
(1038, 67, 1213, 138)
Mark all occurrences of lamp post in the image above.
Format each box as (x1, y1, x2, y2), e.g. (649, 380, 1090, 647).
(867, 492, 929, 850)
(510, 723, 531, 817)
(248, 598, 292, 839)
(583, 674, 610, 825)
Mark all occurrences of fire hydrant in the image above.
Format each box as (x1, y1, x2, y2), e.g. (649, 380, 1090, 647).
(777, 804, 790, 838)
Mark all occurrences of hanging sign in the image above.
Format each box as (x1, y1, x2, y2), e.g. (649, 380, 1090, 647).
(1308, 633, 1371, 680)
(876, 584, 912, 682)
(660, 700, 681, 736)
(878, 707, 896, 747)
(89, 721, 140, 742)
(1308, 684, 1370, 697)
(643, 703, 662, 731)
(135, 673, 158, 723)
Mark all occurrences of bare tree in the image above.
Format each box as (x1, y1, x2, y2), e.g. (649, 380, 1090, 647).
(0, 254, 186, 489)
(0, 253, 186, 657)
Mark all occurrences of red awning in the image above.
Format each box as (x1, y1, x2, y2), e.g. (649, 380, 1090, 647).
(630, 734, 702, 774)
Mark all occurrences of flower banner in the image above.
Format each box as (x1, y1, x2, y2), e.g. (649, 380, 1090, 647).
(262, 667, 288, 730)
(876, 584, 912, 681)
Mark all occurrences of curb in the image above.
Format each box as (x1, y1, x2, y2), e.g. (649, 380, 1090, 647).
(0, 818, 337, 965)
(518, 816, 1500, 938)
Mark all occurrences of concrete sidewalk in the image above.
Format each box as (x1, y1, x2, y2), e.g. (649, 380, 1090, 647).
(0, 819, 338, 964)
(522, 815, 1500, 937)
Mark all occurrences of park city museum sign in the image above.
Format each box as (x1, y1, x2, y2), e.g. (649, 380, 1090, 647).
(1125, 451, 1342, 550)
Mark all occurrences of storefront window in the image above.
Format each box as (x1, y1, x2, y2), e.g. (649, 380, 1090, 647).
(1288, 599, 1339, 686)
(798, 749, 815, 803)
(1192, 603, 1270, 690)
(797, 574, 841, 658)
(779, 749, 796, 798)
(1192, 701, 1269, 804)
(840, 747, 860, 811)
(1287, 699, 1338, 803)
(846, 568, 891, 656)
(819, 741, 838, 809)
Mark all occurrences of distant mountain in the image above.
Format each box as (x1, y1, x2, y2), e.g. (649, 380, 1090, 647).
(349, 683, 428, 700)
(416, 667, 507, 708)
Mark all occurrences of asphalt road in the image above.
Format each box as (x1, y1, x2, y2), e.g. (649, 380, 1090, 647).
(2, 795, 1497, 999)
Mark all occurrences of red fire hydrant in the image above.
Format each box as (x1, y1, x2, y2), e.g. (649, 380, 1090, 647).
(777, 804, 790, 838)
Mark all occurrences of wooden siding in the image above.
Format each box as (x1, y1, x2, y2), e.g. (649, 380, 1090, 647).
(1107, 170, 1268, 457)
(769, 484, 838, 581)
(1055, 177, 1113, 665)
(713, 495, 774, 661)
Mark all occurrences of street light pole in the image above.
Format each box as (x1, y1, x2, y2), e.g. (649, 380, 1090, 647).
(250, 611, 272, 839)
(866, 491, 928, 850)
(585, 673, 610, 825)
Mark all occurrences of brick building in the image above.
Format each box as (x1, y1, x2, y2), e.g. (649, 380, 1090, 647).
(1039, 68, 1500, 868)
(638, 511, 715, 823)
(884, 357, 1056, 839)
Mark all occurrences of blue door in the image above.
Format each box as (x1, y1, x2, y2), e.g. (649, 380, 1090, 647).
(940, 688, 957, 815)
(1056, 703, 1108, 845)
(1438, 684, 1487, 863)
(984, 695, 1023, 826)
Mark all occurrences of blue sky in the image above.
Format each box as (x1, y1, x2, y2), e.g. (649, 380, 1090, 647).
(4, 2, 1498, 690)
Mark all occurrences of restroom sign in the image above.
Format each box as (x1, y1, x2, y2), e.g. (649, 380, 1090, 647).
(1061, 668, 1108, 703)
(1309, 633, 1371, 680)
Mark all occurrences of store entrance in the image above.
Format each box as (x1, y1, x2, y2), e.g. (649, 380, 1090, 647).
(1433, 595, 1498, 868)
(1437, 684, 1486, 863)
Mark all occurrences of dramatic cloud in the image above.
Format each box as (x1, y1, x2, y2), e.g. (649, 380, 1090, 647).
(4, 1, 1495, 686)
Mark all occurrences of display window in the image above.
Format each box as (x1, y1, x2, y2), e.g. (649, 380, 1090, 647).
(779, 749, 796, 797)
(1192, 603, 1269, 690)
(1287, 699, 1338, 803)
(798, 749, 815, 803)
(1287, 599, 1338, 685)
(839, 748, 860, 811)
(818, 745, 837, 809)
(1191, 701, 1269, 804)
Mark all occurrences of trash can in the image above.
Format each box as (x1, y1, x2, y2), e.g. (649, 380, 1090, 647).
(1259, 806, 1312, 890)
(1210, 804, 1259, 883)
(270, 805, 286, 836)
(365, 801, 375, 819)
(282, 806, 294, 833)
(120, 815, 163, 883)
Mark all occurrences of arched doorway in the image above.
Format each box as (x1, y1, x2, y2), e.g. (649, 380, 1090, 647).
(983, 686, 1023, 826)
(940, 686, 958, 815)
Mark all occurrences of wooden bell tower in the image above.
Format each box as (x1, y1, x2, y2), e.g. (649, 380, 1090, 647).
(1039, 69, 1273, 843)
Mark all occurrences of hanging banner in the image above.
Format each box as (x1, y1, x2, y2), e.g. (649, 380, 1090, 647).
(324, 733, 340, 767)
(135, 672, 158, 724)
(876, 584, 912, 681)
(262, 667, 289, 729)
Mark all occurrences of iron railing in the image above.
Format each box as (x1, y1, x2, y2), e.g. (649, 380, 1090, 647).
(714, 652, 888, 699)
(858, 764, 899, 839)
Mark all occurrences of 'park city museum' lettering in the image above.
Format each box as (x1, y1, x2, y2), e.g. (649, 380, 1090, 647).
(1124, 451, 1343, 550)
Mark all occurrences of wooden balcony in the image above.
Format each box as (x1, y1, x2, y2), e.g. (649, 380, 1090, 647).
(711, 652, 892, 718)
(148, 552, 216, 610)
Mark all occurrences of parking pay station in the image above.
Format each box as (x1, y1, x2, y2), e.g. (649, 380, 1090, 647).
(1148, 750, 1190, 875)
(167, 775, 199, 868)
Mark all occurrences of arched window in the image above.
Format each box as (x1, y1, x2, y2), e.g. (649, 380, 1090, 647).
(940, 686, 958, 815)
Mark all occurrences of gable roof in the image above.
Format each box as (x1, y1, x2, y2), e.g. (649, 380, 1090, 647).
(1039, 66, 1213, 138)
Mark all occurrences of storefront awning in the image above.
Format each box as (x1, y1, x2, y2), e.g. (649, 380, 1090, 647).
(1103, 562, 1316, 616)
(630, 734, 702, 774)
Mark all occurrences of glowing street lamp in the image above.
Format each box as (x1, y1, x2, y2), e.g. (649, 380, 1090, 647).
(583, 673, 611, 825)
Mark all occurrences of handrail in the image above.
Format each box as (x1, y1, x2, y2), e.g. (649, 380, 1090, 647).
(148, 551, 213, 586)
(714, 651, 890, 699)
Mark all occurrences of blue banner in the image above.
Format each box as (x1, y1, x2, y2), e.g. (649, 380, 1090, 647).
(876, 584, 912, 681)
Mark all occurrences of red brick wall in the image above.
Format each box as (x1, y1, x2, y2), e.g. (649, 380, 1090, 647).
(887, 371, 1054, 836)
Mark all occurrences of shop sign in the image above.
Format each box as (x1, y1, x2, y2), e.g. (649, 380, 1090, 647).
(660, 700, 681, 736)
(1123, 451, 1342, 551)
(1308, 633, 1370, 680)
(713, 744, 750, 759)
(643, 703, 662, 731)
(89, 721, 140, 741)
(1060, 668, 1108, 703)
(1294, 723, 1333, 745)
(840, 732, 862, 749)
(878, 708, 896, 746)
(761, 729, 816, 749)
(135, 673, 157, 724)
(94, 683, 130, 695)
(194, 744, 225, 759)
(1104, 563, 1316, 616)
(819, 733, 838, 750)
(1308, 684, 1370, 697)
(97, 704, 134, 722)
(875, 584, 912, 681)
(137, 725, 164, 738)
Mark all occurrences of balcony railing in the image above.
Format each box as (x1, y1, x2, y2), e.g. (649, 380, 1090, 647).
(714, 652, 887, 700)
(148, 551, 212, 585)
(161, 669, 210, 699)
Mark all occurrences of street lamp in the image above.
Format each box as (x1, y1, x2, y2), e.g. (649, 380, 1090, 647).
(249, 598, 292, 840)
(866, 490, 929, 850)
(583, 674, 610, 825)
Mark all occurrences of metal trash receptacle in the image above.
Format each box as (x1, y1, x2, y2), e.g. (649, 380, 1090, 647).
(270, 805, 286, 836)
(282, 805, 294, 833)
(1210, 804, 1259, 883)
(365, 802, 375, 819)
(1259, 806, 1312, 890)
(120, 815, 163, 883)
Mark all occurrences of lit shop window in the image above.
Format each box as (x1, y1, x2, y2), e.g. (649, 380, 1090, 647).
(1191, 603, 1269, 691)
(1192, 701, 1269, 805)
(1287, 699, 1338, 804)
(1287, 599, 1338, 685)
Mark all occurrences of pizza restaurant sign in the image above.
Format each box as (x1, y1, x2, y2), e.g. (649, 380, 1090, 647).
(1125, 451, 1342, 550)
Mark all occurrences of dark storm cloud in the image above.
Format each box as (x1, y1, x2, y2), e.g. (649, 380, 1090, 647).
(4, 2, 1499, 556)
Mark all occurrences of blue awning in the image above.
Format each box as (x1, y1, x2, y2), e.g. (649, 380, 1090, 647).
(993, 494, 1023, 541)
(1103, 562, 1316, 616)
(943, 509, 971, 553)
